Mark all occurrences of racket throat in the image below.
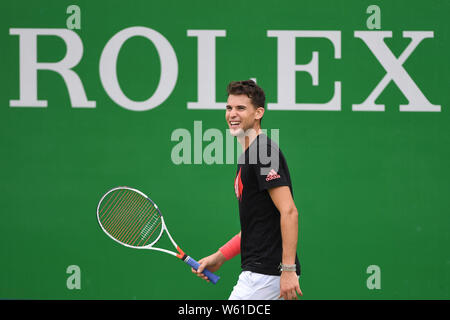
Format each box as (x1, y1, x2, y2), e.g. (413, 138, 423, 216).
(177, 247, 194, 266)
(176, 246, 188, 261)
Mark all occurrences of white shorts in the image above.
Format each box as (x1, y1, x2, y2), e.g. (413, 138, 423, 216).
(228, 271, 283, 300)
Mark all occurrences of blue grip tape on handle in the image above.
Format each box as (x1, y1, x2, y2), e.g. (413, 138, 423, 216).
(185, 256, 220, 284)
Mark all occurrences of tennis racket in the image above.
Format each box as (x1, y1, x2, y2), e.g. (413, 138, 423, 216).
(96, 186, 220, 284)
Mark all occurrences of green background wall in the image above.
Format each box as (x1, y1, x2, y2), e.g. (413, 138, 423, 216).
(1, 0, 449, 299)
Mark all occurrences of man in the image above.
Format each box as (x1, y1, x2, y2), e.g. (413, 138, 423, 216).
(192, 80, 302, 300)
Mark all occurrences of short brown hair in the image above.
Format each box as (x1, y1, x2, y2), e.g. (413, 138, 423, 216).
(227, 80, 265, 109)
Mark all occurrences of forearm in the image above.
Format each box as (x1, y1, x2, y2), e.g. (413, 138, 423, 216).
(218, 231, 241, 261)
(280, 208, 298, 265)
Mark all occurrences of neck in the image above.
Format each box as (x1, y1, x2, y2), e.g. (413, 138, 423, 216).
(237, 126, 261, 151)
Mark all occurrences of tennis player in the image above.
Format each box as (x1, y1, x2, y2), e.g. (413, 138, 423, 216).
(192, 80, 302, 300)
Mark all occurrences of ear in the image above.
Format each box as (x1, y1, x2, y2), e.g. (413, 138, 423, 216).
(255, 107, 265, 120)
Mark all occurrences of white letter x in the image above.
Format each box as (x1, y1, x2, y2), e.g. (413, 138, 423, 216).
(353, 31, 440, 112)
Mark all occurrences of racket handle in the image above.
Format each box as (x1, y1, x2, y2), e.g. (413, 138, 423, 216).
(184, 256, 220, 284)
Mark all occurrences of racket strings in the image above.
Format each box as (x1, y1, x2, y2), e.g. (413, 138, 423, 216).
(120, 201, 157, 245)
(99, 188, 126, 219)
(107, 191, 144, 241)
(98, 189, 162, 247)
(102, 190, 145, 238)
(101, 189, 134, 229)
(136, 213, 162, 246)
(102, 191, 141, 239)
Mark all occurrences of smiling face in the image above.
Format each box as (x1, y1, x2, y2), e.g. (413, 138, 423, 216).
(226, 94, 264, 137)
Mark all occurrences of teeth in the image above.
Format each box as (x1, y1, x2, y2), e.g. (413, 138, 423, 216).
(230, 122, 240, 125)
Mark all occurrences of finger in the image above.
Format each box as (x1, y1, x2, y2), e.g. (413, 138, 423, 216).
(296, 286, 303, 297)
(199, 273, 209, 282)
(287, 288, 297, 300)
(197, 271, 207, 280)
(192, 268, 205, 277)
(197, 261, 207, 274)
(195, 271, 208, 281)
(191, 266, 204, 276)
(285, 290, 293, 300)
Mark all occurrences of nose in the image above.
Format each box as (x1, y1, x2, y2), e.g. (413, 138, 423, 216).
(229, 107, 238, 119)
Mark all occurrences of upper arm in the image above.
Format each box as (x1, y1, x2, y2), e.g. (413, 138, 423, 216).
(268, 186, 297, 215)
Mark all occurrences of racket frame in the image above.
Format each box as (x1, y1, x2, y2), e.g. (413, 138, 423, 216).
(97, 186, 220, 284)
(97, 186, 182, 257)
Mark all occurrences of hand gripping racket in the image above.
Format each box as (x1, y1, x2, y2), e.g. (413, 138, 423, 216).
(97, 186, 220, 284)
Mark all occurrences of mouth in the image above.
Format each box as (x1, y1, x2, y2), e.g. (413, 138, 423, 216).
(229, 121, 241, 129)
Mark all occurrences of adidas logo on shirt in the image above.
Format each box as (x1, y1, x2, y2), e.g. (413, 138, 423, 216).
(265, 169, 281, 181)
